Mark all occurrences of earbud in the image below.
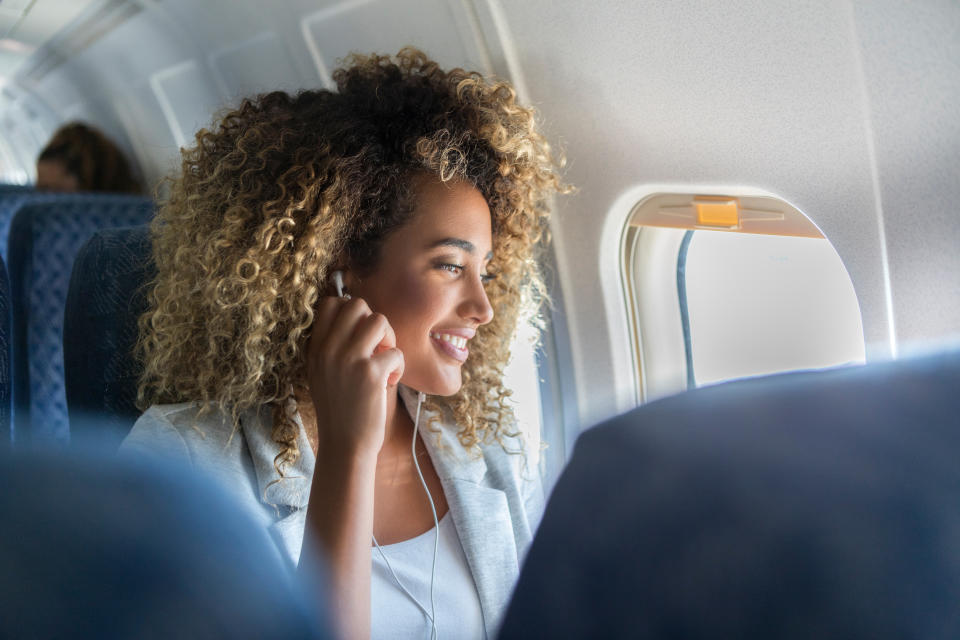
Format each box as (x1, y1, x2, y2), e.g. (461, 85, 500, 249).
(331, 270, 345, 297)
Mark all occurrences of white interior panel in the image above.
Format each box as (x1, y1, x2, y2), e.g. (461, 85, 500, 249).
(630, 228, 688, 402)
(112, 83, 181, 189)
(302, 0, 490, 87)
(149, 60, 222, 148)
(209, 31, 305, 100)
(852, 0, 960, 346)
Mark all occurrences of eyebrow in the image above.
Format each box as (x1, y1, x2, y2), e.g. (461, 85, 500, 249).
(428, 237, 494, 261)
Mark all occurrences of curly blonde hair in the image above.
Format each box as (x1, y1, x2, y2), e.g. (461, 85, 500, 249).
(137, 48, 567, 473)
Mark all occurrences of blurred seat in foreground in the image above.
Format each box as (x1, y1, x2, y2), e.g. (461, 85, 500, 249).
(0, 445, 332, 639)
(500, 351, 960, 639)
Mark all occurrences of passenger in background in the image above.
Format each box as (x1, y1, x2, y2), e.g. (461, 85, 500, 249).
(121, 48, 567, 639)
(35, 121, 143, 193)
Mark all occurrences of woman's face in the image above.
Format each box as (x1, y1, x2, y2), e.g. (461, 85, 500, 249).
(36, 159, 79, 192)
(348, 176, 495, 396)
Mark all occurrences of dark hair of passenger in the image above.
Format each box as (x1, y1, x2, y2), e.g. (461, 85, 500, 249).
(136, 47, 568, 473)
(36, 122, 143, 194)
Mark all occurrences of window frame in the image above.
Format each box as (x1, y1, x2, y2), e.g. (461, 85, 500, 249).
(532, 239, 578, 490)
(619, 189, 864, 403)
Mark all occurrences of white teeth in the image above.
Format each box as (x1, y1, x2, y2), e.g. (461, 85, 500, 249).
(431, 332, 467, 350)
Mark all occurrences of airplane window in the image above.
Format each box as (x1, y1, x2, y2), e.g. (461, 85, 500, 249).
(502, 319, 544, 464)
(680, 229, 865, 387)
(623, 193, 866, 401)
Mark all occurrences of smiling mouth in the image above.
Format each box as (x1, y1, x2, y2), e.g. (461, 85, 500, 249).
(429, 332, 469, 363)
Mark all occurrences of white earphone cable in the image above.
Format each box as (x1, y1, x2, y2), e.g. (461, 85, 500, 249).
(371, 391, 439, 639)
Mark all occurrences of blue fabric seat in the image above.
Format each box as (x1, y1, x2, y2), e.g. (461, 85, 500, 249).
(0, 445, 332, 639)
(500, 352, 960, 639)
(0, 188, 81, 265)
(64, 225, 154, 449)
(7, 195, 154, 444)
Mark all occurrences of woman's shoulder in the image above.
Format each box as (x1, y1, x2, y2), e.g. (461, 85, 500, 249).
(134, 402, 240, 443)
(473, 431, 546, 538)
(121, 402, 246, 467)
(120, 402, 275, 530)
(477, 433, 542, 499)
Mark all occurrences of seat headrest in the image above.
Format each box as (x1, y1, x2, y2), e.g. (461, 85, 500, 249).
(501, 352, 960, 639)
(64, 225, 154, 449)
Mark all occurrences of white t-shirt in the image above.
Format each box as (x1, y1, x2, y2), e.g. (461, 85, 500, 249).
(371, 513, 485, 639)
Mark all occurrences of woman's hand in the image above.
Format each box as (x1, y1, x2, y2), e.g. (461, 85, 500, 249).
(305, 296, 405, 458)
(302, 296, 401, 640)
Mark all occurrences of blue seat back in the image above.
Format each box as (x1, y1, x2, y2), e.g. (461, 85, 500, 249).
(8, 195, 154, 444)
(0, 188, 83, 265)
(500, 352, 960, 639)
(64, 226, 154, 449)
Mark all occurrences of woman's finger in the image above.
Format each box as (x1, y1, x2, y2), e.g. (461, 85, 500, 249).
(313, 295, 343, 331)
(306, 296, 344, 359)
(350, 312, 397, 358)
(322, 297, 372, 356)
(370, 347, 404, 388)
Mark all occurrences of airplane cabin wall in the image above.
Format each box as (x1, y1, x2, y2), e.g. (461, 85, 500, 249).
(850, 0, 960, 353)
(495, 0, 960, 423)
(6, 0, 958, 428)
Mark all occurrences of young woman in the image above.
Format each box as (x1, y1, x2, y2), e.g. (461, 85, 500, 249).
(121, 48, 567, 639)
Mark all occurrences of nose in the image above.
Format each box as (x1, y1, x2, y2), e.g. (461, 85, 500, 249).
(459, 272, 494, 326)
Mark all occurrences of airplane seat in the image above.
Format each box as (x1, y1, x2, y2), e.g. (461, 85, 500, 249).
(0, 188, 54, 264)
(7, 195, 154, 445)
(64, 225, 154, 450)
(0, 189, 104, 266)
(0, 254, 11, 443)
(499, 351, 960, 639)
(0, 445, 332, 638)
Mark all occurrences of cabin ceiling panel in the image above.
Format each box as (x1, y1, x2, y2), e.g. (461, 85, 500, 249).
(53, 9, 195, 94)
(0, 0, 98, 78)
(25, 5, 193, 117)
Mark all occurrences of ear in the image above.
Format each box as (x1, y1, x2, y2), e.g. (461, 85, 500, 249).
(344, 270, 359, 290)
(329, 267, 360, 296)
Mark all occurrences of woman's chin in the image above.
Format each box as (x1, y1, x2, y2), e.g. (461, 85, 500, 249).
(400, 370, 462, 397)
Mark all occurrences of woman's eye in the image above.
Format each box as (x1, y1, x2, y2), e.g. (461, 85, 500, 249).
(437, 263, 464, 275)
(481, 273, 497, 284)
